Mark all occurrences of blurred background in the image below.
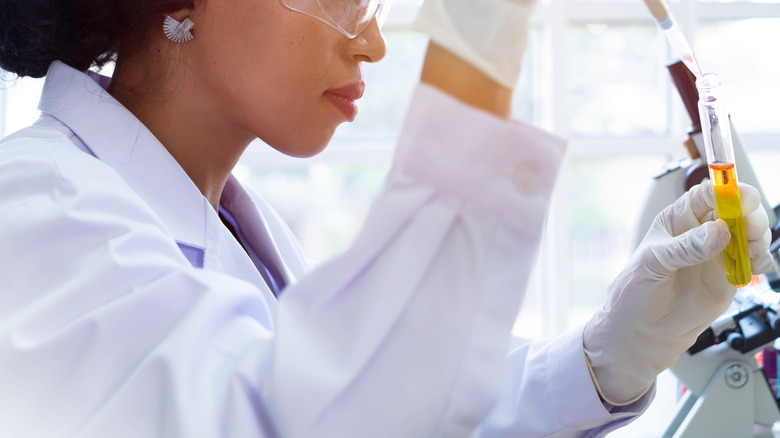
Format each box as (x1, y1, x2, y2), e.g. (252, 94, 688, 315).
(2, 0, 780, 435)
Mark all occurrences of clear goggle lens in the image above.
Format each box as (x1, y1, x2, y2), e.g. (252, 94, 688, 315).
(281, 0, 391, 39)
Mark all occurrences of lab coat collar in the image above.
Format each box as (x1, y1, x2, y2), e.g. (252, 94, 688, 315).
(221, 175, 294, 288)
(38, 61, 209, 250)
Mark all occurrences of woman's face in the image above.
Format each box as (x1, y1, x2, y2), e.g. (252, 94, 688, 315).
(185, 0, 387, 157)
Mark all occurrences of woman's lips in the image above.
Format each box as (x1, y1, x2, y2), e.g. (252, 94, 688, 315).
(324, 82, 365, 122)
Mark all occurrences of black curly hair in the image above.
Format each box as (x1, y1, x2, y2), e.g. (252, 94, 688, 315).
(0, 0, 195, 78)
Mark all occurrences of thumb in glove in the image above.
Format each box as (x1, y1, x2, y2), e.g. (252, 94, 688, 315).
(648, 218, 730, 274)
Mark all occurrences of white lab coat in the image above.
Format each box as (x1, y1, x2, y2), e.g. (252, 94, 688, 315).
(0, 61, 652, 438)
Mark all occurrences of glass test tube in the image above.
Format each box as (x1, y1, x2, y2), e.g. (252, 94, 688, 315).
(697, 73, 752, 287)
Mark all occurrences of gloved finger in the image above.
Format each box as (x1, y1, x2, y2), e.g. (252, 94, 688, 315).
(688, 180, 716, 224)
(699, 209, 718, 224)
(744, 203, 770, 241)
(658, 181, 715, 237)
(751, 251, 774, 275)
(649, 219, 730, 273)
(748, 229, 771, 260)
(737, 183, 761, 215)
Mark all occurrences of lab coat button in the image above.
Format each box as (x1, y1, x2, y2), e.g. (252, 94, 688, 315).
(512, 165, 541, 195)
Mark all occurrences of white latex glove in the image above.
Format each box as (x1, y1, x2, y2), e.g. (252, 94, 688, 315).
(584, 180, 773, 405)
(413, 0, 538, 89)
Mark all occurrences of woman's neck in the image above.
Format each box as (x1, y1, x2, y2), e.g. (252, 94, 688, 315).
(107, 58, 253, 211)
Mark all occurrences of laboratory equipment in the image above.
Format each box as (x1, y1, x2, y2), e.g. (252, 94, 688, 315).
(698, 73, 752, 287)
(642, 0, 703, 77)
(663, 286, 780, 438)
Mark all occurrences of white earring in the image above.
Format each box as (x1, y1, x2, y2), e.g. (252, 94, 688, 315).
(164, 16, 195, 43)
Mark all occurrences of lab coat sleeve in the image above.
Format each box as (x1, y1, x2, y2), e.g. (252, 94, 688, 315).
(266, 84, 646, 437)
(478, 329, 655, 438)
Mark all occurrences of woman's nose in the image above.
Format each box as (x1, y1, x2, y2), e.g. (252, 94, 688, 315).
(346, 18, 387, 63)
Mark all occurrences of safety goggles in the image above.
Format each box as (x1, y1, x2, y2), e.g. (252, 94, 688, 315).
(280, 0, 392, 39)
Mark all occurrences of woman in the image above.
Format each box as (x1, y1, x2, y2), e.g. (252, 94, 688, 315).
(0, 0, 772, 437)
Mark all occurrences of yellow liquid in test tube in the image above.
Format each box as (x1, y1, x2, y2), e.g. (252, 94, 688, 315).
(709, 162, 751, 287)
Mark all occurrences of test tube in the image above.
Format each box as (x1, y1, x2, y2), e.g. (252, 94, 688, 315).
(697, 73, 752, 287)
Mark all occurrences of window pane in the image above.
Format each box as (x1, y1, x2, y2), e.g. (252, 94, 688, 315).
(566, 154, 667, 318)
(0, 75, 44, 137)
(512, 29, 539, 124)
(567, 24, 668, 137)
(750, 150, 780, 209)
(238, 163, 389, 265)
(696, 18, 780, 134)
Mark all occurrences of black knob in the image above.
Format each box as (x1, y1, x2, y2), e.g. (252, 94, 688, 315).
(727, 331, 746, 351)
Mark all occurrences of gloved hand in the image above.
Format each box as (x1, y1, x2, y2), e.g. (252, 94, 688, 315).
(584, 181, 773, 405)
(413, 0, 538, 89)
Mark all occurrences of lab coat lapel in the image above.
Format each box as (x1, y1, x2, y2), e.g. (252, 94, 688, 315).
(221, 175, 295, 290)
(37, 61, 279, 301)
(37, 61, 209, 253)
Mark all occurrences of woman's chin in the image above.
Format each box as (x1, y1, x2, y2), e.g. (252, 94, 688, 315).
(270, 136, 332, 159)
